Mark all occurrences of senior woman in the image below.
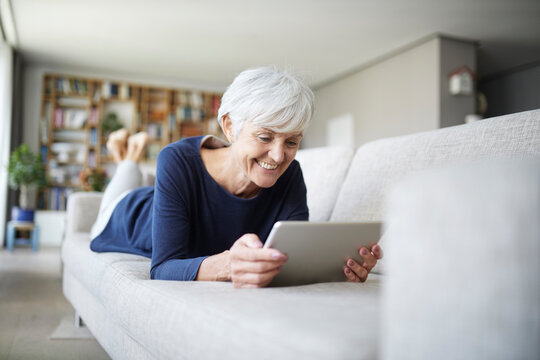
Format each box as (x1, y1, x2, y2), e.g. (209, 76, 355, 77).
(89, 66, 382, 288)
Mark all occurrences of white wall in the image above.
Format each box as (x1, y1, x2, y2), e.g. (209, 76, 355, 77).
(304, 35, 477, 148)
(305, 37, 440, 148)
(0, 38, 13, 247)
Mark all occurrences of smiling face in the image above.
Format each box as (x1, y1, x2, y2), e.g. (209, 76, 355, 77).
(224, 117, 303, 190)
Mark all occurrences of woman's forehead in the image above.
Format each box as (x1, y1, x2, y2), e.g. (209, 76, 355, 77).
(246, 123, 303, 137)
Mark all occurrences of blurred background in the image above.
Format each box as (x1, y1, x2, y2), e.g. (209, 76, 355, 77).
(1, 0, 539, 244)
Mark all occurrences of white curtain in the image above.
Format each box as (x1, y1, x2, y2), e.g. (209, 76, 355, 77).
(0, 37, 13, 246)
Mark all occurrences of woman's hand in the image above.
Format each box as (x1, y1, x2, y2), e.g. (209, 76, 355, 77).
(229, 234, 288, 288)
(344, 244, 383, 282)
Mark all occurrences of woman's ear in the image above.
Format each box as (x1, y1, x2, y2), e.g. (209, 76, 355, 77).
(221, 115, 234, 143)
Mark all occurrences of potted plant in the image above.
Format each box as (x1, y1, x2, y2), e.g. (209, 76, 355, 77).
(101, 112, 123, 138)
(7, 144, 47, 221)
(79, 167, 108, 192)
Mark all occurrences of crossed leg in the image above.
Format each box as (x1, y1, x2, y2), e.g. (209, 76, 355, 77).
(106, 129, 150, 163)
(91, 129, 151, 239)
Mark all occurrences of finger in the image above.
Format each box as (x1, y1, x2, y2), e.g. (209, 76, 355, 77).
(346, 258, 368, 282)
(231, 246, 287, 262)
(231, 260, 283, 275)
(233, 267, 281, 288)
(231, 247, 288, 262)
(371, 244, 383, 259)
(344, 266, 361, 282)
(358, 247, 377, 272)
(233, 234, 263, 249)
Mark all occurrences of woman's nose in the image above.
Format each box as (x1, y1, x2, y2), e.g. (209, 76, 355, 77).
(269, 143, 285, 163)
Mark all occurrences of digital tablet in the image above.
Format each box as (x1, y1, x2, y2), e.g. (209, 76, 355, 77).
(263, 221, 381, 286)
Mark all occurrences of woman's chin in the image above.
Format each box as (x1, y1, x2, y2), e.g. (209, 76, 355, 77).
(253, 176, 278, 189)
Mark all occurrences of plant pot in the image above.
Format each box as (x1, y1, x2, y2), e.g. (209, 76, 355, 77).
(11, 206, 35, 222)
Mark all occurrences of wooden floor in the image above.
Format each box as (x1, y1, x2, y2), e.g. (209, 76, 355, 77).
(0, 246, 110, 360)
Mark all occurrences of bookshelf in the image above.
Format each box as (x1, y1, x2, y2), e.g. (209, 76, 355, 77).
(38, 74, 222, 210)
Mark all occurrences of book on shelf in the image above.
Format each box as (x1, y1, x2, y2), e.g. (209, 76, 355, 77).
(90, 128, 98, 146)
(119, 83, 130, 99)
(211, 95, 221, 116)
(56, 77, 88, 95)
(102, 82, 111, 98)
(40, 117, 49, 143)
(93, 86, 101, 102)
(191, 108, 201, 122)
(47, 187, 74, 211)
(53, 109, 87, 129)
(181, 122, 203, 138)
(146, 123, 163, 139)
(89, 108, 99, 125)
(189, 92, 204, 108)
(178, 92, 188, 104)
(88, 150, 96, 168)
(40, 145, 48, 163)
(169, 114, 176, 132)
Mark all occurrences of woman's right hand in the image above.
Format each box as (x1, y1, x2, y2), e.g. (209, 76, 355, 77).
(229, 233, 288, 288)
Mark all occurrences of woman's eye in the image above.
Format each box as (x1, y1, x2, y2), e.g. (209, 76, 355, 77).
(287, 141, 299, 147)
(258, 137, 271, 143)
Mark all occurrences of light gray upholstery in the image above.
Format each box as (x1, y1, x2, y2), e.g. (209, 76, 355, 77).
(331, 109, 540, 223)
(380, 159, 540, 360)
(65, 192, 103, 234)
(295, 146, 354, 221)
(61, 109, 540, 359)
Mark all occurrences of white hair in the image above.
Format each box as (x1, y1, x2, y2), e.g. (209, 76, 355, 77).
(217, 66, 314, 137)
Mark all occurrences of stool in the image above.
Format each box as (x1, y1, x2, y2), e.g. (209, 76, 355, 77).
(6, 221, 40, 252)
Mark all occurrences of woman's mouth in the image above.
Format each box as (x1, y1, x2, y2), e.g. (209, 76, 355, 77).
(257, 160, 278, 170)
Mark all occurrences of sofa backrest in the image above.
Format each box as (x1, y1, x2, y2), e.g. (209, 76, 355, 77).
(65, 192, 103, 235)
(295, 146, 354, 221)
(330, 109, 540, 222)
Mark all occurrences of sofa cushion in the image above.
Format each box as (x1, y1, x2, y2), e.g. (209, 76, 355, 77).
(61, 233, 150, 301)
(66, 193, 103, 234)
(99, 272, 383, 360)
(380, 159, 540, 359)
(64, 231, 384, 359)
(330, 109, 540, 223)
(296, 146, 354, 221)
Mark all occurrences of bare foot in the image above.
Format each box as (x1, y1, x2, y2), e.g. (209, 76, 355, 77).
(126, 132, 150, 162)
(106, 129, 129, 163)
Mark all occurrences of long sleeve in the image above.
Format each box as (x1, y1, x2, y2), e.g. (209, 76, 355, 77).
(150, 147, 207, 281)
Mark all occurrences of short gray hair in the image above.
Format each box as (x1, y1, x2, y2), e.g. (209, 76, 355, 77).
(217, 66, 314, 137)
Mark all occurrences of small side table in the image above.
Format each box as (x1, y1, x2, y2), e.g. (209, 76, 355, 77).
(6, 221, 40, 252)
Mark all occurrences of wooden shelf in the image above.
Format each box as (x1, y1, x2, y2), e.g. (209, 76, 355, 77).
(49, 182, 82, 188)
(39, 72, 223, 211)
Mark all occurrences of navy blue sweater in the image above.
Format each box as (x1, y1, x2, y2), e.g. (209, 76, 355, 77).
(90, 136, 309, 280)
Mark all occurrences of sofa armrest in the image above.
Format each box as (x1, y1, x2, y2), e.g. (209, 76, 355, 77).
(381, 158, 540, 359)
(65, 192, 103, 235)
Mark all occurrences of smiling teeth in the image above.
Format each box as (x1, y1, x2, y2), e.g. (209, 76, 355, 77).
(258, 161, 278, 170)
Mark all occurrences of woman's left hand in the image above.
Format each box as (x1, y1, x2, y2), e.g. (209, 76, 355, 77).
(344, 244, 383, 282)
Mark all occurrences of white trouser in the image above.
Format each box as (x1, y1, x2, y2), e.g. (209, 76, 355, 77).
(90, 160, 142, 239)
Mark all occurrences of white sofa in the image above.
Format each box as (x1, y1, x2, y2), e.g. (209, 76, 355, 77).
(62, 109, 540, 359)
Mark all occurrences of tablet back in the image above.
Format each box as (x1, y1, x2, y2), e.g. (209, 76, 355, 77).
(264, 221, 381, 286)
